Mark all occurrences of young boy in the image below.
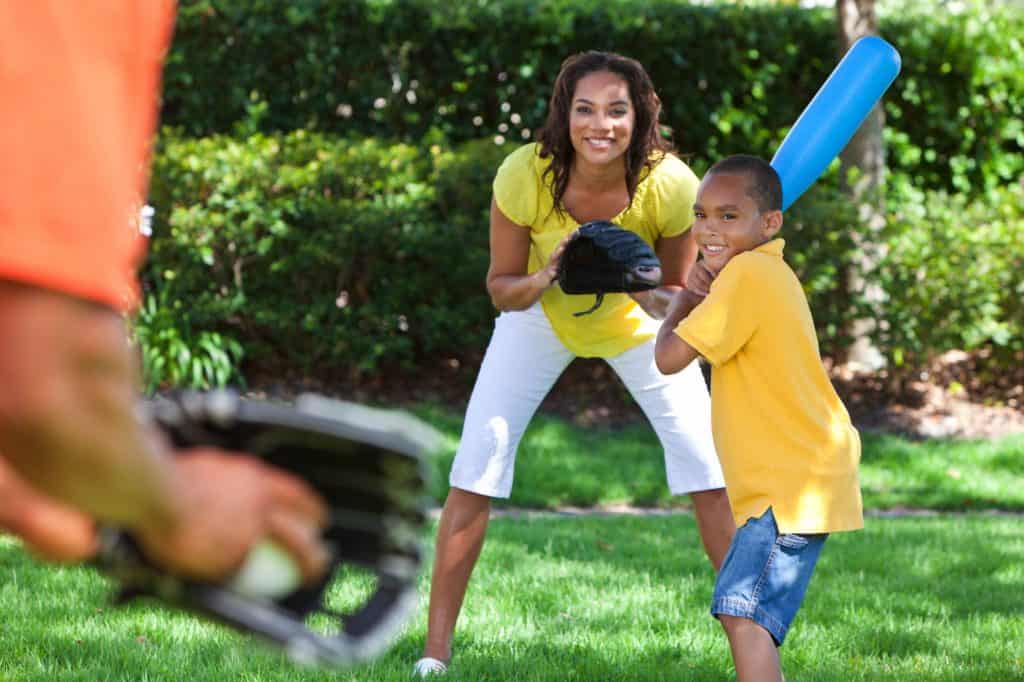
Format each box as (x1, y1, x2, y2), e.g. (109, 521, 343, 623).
(655, 155, 863, 682)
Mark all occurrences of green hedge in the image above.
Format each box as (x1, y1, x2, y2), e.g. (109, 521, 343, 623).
(140, 130, 1022, 389)
(865, 181, 1024, 373)
(143, 130, 504, 384)
(163, 0, 1024, 195)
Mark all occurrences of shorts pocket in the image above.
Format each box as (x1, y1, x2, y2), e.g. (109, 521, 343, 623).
(777, 533, 810, 550)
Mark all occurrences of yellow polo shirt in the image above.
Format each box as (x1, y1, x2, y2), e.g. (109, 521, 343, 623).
(674, 239, 863, 534)
(493, 142, 699, 358)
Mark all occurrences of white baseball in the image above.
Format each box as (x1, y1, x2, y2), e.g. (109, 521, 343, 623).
(228, 540, 302, 599)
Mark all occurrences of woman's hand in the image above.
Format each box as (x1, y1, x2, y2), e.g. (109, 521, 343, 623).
(537, 231, 575, 290)
(487, 198, 578, 311)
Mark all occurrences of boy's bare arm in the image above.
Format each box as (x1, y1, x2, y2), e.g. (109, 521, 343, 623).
(655, 289, 704, 374)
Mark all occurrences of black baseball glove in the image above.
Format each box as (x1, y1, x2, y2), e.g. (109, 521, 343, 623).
(92, 389, 435, 667)
(556, 220, 662, 316)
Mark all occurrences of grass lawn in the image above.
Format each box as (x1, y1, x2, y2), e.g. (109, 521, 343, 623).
(1, 514, 1022, 681)
(1, 410, 1021, 679)
(415, 406, 1024, 512)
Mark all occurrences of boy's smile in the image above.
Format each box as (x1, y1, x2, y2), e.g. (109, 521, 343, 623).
(692, 172, 782, 272)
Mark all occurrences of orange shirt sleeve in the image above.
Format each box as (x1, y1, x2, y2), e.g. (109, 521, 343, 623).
(0, 2, 176, 311)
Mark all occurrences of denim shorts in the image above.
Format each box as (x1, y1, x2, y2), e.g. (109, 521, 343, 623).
(710, 507, 827, 646)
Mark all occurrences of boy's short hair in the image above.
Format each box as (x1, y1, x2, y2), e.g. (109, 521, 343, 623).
(706, 155, 782, 213)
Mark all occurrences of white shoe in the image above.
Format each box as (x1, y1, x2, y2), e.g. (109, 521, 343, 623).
(412, 657, 449, 677)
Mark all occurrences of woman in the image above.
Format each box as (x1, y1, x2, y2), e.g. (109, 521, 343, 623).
(413, 51, 734, 677)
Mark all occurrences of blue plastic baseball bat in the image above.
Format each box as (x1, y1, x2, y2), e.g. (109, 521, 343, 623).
(770, 36, 902, 210)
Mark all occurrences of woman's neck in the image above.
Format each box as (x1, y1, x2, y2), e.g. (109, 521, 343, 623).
(570, 155, 627, 193)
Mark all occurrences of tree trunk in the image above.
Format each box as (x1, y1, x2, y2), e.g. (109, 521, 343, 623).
(837, 0, 888, 372)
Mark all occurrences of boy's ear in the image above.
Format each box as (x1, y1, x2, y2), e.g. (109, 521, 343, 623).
(762, 209, 783, 238)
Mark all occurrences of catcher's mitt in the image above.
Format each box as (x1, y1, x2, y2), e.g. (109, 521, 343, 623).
(556, 220, 662, 316)
(93, 389, 436, 667)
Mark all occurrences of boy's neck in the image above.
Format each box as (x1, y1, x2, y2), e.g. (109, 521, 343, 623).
(718, 236, 779, 270)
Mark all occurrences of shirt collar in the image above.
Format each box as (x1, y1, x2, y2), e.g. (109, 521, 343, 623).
(753, 238, 785, 257)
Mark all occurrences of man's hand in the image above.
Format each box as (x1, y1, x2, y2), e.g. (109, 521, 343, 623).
(0, 456, 97, 561)
(93, 392, 432, 668)
(135, 450, 330, 585)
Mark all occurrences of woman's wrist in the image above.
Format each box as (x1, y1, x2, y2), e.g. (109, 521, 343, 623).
(533, 269, 556, 292)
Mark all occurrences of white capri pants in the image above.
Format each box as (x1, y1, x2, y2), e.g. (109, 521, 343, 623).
(449, 303, 725, 498)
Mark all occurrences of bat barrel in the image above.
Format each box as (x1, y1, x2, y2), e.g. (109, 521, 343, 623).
(771, 36, 902, 210)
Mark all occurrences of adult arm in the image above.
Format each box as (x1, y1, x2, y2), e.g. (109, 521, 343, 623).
(485, 199, 570, 311)
(0, 281, 328, 582)
(0, 282, 183, 529)
(629, 230, 699, 320)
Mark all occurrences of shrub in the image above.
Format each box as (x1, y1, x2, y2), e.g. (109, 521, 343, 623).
(144, 129, 514, 381)
(142, 130, 882, 383)
(163, 0, 1023, 196)
(863, 180, 1024, 374)
(131, 289, 245, 392)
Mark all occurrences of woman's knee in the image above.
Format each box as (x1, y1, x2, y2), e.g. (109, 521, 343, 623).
(446, 487, 491, 510)
(440, 487, 492, 530)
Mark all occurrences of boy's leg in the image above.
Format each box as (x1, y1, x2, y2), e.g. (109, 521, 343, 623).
(606, 341, 733, 568)
(421, 304, 572, 664)
(690, 488, 734, 570)
(719, 615, 784, 682)
(711, 508, 826, 682)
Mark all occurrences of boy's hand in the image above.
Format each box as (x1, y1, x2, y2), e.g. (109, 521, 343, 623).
(664, 288, 704, 326)
(685, 260, 720, 297)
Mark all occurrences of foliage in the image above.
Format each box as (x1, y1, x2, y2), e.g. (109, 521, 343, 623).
(141, 1, 1024, 382)
(142, 131, 882, 381)
(863, 180, 1024, 373)
(144, 129, 504, 380)
(882, 2, 1024, 193)
(142, 129, 1022, 382)
(163, 0, 1024, 196)
(131, 289, 245, 393)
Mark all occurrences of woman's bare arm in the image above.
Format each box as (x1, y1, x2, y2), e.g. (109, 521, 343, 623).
(485, 199, 569, 311)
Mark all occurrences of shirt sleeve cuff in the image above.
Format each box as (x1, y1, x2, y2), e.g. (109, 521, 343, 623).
(675, 324, 725, 368)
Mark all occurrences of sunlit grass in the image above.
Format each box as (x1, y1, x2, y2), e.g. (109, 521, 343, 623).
(414, 405, 1024, 511)
(1, 514, 1022, 680)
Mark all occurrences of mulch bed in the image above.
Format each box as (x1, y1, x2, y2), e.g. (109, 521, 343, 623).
(245, 348, 1024, 441)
